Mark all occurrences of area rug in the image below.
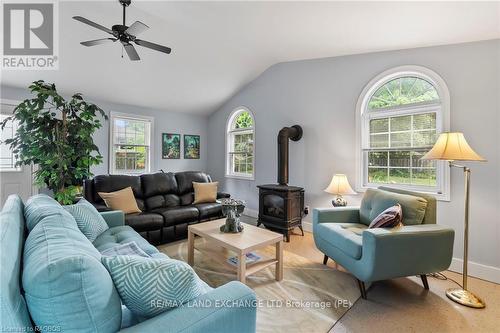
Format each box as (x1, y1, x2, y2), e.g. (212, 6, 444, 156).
(158, 238, 360, 333)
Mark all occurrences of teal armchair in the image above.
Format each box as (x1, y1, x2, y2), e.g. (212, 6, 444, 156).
(313, 187, 454, 299)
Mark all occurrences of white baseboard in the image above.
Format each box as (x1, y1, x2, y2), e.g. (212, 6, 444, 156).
(449, 258, 500, 284)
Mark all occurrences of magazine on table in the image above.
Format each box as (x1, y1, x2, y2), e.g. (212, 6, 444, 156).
(227, 252, 261, 266)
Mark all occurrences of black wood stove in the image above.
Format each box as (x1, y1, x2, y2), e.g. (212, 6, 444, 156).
(257, 125, 304, 242)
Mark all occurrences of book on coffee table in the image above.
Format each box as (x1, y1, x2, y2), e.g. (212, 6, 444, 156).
(227, 252, 261, 266)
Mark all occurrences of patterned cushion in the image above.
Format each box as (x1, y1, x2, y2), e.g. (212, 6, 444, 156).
(100, 241, 151, 258)
(64, 199, 109, 242)
(368, 204, 403, 228)
(101, 255, 210, 318)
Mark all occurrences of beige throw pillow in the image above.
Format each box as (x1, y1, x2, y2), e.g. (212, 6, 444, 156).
(193, 182, 218, 204)
(98, 187, 141, 214)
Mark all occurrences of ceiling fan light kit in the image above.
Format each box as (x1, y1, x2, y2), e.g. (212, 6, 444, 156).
(73, 0, 171, 61)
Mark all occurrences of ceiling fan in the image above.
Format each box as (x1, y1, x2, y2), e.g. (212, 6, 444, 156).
(73, 0, 171, 61)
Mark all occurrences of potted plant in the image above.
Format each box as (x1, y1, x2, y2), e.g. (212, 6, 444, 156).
(1, 80, 107, 204)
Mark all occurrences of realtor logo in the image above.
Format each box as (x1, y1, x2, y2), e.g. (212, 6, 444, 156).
(2, 1, 58, 69)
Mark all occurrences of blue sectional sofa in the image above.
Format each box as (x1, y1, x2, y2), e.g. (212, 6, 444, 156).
(313, 187, 455, 299)
(0, 194, 257, 333)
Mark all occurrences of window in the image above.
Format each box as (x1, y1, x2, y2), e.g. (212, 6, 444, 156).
(226, 108, 255, 179)
(0, 113, 20, 171)
(357, 66, 450, 199)
(110, 112, 153, 175)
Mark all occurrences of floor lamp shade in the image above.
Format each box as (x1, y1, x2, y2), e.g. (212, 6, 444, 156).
(421, 132, 485, 162)
(421, 131, 486, 308)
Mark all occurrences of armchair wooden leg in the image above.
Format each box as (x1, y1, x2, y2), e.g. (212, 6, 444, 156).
(323, 254, 329, 265)
(357, 279, 367, 299)
(420, 274, 429, 290)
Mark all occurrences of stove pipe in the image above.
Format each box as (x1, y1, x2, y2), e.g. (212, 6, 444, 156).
(277, 125, 303, 185)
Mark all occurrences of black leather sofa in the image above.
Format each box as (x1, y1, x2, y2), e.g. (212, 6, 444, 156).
(83, 171, 229, 244)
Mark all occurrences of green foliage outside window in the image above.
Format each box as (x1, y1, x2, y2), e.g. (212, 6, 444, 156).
(234, 111, 253, 129)
(0, 81, 107, 204)
(368, 77, 439, 109)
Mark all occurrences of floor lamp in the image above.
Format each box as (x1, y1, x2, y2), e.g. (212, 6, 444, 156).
(422, 132, 486, 308)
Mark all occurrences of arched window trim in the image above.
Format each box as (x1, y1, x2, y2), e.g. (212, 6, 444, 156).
(225, 107, 255, 180)
(355, 65, 450, 201)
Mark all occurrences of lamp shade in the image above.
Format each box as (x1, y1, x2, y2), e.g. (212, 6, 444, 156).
(324, 174, 356, 195)
(421, 132, 486, 161)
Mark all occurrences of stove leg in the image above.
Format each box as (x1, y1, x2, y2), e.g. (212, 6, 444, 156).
(299, 225, 304, 236)
(257, 221, 262, 227)
(285, 231, 290, 242)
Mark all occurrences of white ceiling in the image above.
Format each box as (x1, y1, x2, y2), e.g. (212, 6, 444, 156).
(1, 1, 499, 115)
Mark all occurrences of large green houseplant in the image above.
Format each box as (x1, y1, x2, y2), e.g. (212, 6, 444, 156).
(1, 81, 107, 204)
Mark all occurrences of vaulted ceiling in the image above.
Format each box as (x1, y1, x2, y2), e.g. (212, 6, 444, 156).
(1, 1, 499, 115)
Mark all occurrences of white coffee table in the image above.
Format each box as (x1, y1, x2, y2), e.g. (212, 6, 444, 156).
(187, 219, 283, 284)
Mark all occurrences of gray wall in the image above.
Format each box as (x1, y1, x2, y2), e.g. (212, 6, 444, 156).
(207, 40, 500, 277)
(0, 85, 208, 175)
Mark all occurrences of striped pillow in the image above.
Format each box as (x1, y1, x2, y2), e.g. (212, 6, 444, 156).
(368, 203, 403, 229)
(101, 255, 211, 318)
(64, 199, 109, 242)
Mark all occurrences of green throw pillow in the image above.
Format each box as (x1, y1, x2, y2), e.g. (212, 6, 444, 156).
(101, 255, 211, 318)
(64, 198, 109, 242)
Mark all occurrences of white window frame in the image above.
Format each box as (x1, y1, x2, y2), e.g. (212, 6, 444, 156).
(225, 107, 255, 180)
(1, 99, 25, 173)
(0, 98, 39, 196)
(0, 109, 21, 172)
(109, 111, 154, 175)
(355, 65, 450, 201)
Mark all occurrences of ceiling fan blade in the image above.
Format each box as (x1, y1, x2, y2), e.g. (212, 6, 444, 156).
(135, 39, 171, 54)
(126, 21, 149, 37)
(73, 16, 114, 35)
(123, 43, 140, 61)
(80, 38, 117, 47)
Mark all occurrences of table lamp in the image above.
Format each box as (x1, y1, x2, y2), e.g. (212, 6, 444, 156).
(421, 132, 486, 308)
(324, 174, 356, 207)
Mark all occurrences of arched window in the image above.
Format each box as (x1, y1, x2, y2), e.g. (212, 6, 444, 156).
(357, 66, 450, 199)
(226, 107, 255, 179)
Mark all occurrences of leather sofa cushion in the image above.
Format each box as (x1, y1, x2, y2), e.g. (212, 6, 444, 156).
(94, 174, 143, 199)
(195, 203, 223, 220)
(93, 225, 165, 259)
(360, 188, 428, 226)
(175, 171, 210, 195)
(124, 213, 164, 232)
(141, 172, 178, 197)
(153, 207, 199, 227)
(23, 210, 122, 333)
(145, 194, 181, 210)
(315, 223, 363, 260)
(180, 192, 195, 206)
(217, 192, 231, 199)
